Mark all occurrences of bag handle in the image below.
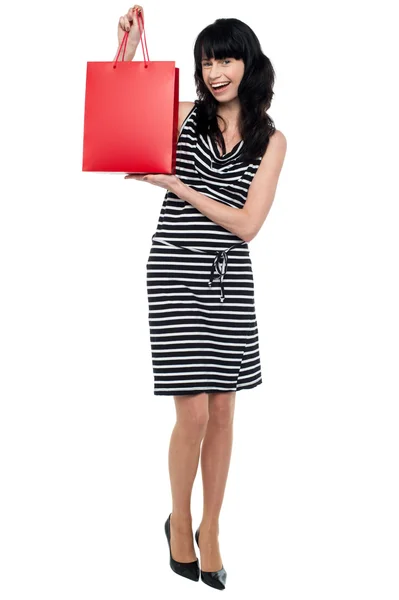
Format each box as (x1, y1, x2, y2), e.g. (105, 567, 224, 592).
(113, 11, 150, 69)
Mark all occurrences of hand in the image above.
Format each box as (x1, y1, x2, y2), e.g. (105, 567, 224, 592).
(117, 5, 145, 51)
(124, 173, 181, 193)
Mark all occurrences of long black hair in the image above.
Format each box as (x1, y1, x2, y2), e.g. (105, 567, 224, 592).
(193, 18, 276, 164)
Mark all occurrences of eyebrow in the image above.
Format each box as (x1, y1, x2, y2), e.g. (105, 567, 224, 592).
(201, 57, 229, 62)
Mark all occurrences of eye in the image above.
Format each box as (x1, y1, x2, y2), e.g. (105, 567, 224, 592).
(202, 59, 231, 66)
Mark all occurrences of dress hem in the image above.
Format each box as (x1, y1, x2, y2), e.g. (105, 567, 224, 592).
(152, 379, 262, 396)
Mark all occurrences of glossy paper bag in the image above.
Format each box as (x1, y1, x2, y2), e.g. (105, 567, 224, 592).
(82, 16, 179, 174)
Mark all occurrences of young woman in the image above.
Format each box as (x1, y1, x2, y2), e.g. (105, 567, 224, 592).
(117, 5, 287, 590)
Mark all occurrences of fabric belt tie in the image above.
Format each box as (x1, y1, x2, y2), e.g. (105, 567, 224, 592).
(208, 250, 229, 302)
(151, 235, 247, 303)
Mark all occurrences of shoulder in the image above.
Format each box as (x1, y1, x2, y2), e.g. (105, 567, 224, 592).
(178, 102, 196, 132)
(267, 129, 287, 154)
(249, 129, 287, 186)
(257, 129, 287, 170)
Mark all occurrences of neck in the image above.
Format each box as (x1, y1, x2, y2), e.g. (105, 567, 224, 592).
(216, 101, 241, 131)
(216, 98, 241, 119)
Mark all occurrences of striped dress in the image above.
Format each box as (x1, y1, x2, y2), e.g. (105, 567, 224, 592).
(146, 104, 264, 396)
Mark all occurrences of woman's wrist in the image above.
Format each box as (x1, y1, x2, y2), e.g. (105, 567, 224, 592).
(115, 42, 138, 61)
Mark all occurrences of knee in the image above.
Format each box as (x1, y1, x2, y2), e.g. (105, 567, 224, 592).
(178, 410, 209, 439)
(208, 392, 236, 429)
(174, 393, 209, 437)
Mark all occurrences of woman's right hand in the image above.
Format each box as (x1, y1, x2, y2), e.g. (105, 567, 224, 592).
(117, 5, 145, 53)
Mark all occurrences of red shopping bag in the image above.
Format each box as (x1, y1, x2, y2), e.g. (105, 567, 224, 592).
(82, 14, 179, 174)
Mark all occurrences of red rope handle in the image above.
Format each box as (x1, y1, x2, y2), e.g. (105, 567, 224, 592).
(113, 12, 149, 69)
(114, 30, 129, 63)
(137, 12, 150, 65)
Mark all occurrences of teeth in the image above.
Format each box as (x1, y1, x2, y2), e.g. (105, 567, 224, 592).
(212, 82, 229, 88)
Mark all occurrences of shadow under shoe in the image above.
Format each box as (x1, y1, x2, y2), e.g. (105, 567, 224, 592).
(195, 527, 227, 590)
(165, 513, 200, 582)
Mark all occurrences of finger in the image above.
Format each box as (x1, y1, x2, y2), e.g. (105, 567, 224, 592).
(127, 8, 136, 24)
(124, 16, 131, 31)
(134, 6, 143, 21)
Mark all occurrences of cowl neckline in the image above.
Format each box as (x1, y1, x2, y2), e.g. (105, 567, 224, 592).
(209, 134, 244, 159)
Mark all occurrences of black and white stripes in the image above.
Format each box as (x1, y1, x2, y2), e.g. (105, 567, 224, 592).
(146, 105, 263, 396)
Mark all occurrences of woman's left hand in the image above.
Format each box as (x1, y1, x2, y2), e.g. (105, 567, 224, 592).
(124, 173, 181, 193)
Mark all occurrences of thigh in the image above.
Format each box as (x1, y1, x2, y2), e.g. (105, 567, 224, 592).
(174, 392, 209, 428)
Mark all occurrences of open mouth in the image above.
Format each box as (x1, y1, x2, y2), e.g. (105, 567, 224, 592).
(211, 82, 231, 93)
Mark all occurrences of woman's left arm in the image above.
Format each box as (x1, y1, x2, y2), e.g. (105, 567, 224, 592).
(240, 130, 287, 242)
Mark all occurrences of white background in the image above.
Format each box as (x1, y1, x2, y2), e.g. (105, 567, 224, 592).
(1, 0, 398, 598)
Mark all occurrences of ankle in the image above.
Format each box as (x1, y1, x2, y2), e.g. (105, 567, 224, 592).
(171, 512, 193, 531)
(199, 519, 220, 535)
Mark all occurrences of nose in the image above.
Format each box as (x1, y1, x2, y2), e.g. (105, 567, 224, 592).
(209, 64, 224, 81)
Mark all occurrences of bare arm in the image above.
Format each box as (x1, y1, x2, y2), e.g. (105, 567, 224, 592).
(115, 5, 144, 61)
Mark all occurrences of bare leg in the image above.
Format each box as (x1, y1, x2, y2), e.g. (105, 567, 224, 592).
(169, 392, 209, 562)
(198, 391, 236, 571)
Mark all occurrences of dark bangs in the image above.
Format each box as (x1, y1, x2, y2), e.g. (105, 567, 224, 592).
(195, 21, 246, 65)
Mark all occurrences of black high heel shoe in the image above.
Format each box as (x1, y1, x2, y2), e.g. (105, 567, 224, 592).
(164, 514, 200, 582)
(195, 527, 227, 590)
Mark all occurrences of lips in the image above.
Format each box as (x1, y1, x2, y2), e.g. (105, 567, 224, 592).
(211, 82, 231, 93)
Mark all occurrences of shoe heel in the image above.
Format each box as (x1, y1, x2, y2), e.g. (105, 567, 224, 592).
(195, 526, 227, 590)
(165, 514, 199, 582)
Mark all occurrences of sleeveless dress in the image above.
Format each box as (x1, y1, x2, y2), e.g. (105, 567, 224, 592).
(146, 104, 264, 396)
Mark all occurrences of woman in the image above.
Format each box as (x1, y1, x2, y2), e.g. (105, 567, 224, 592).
(117, 5, 287, 590)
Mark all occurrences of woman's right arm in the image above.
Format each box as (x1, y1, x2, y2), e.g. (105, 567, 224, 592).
(115, 5, 145, 61)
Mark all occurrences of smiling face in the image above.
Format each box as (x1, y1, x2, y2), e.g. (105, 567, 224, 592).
(201, 55, 245, 102)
